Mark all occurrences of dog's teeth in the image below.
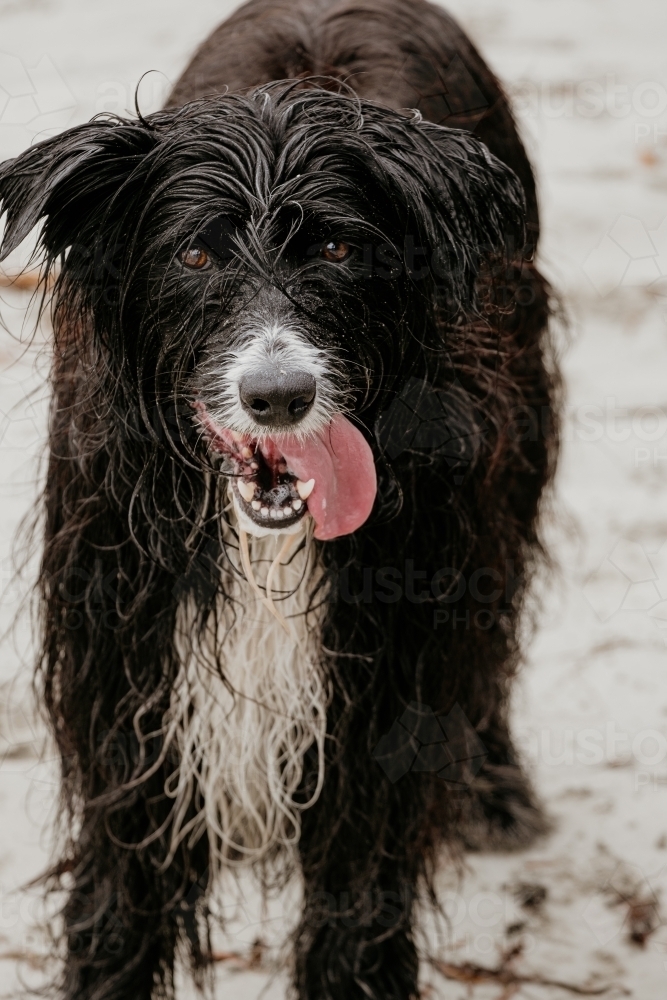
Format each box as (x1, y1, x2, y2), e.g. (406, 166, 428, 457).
(241, 446, 253, 459)
(238, 480, 255, 503)
(250, 461, 259, 470)
(292, 498, 303, 511)
(261, 507, 269, 517)
(251, 500, 261, 510)
(296, 478, 315, 500)
(270, 508, 278, 519)
(276, 508, 285, 518)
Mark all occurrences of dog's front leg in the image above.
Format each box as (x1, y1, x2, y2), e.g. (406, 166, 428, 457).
(293, 722, 421, 1000)
(57, 799, 209, 1000)
(37, 367, 212, 999)
(295, 854, 419, 999)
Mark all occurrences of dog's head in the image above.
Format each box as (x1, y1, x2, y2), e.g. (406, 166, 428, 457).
(0, 86, 525, 539)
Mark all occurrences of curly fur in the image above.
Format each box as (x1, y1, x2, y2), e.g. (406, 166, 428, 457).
(168, 518, 329, 874)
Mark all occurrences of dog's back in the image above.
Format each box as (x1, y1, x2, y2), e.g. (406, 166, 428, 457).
(168, 0, 539, 235)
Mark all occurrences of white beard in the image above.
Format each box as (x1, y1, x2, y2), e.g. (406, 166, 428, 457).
(163, 502, 328, 884)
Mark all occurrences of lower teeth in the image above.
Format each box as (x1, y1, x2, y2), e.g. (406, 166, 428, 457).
(232, 465, 303, 523)
(254, 504, 294, 520)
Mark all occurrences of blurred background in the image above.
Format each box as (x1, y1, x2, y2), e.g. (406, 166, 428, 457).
(1, 0, 666, 996)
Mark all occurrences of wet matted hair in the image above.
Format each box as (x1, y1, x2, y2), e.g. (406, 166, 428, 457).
(0, 1, 558, 998)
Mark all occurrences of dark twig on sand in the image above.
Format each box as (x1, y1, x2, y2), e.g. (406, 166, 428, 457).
(429, 954, 621, 997)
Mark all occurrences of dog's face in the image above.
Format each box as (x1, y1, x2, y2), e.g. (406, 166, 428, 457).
(0, 87, 524, 539)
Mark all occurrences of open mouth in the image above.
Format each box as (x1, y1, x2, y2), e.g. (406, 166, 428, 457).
(193, 401, 378, 540)
(193, 402, 311, 528)
(208, 426, 313, 529)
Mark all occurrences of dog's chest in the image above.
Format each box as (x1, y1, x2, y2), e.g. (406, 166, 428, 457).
(169, 530, 327, 873)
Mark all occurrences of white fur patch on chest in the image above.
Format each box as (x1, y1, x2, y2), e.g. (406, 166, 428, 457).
(166, 521, 328, 879)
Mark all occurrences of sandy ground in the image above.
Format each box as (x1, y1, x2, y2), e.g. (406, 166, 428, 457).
(2, 0, 667, 996)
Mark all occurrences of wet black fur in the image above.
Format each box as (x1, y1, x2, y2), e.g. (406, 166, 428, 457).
(0, 1, 558, 998)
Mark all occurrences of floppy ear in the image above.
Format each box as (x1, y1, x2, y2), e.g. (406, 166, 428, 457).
(0, 117, 157, 264)
(367, 113, 527, 306)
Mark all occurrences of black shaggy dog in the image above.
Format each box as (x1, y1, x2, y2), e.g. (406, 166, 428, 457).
(0, 0, 558, 997)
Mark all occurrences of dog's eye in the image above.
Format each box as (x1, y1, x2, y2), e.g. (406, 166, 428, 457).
(179, 246, 210, 270)
(320, 240, 351, 263)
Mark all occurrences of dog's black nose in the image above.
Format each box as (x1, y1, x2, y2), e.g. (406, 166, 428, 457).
(239, 368, 316, 426)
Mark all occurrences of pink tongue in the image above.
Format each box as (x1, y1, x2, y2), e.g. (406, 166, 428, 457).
(266, 415, 377, 540)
